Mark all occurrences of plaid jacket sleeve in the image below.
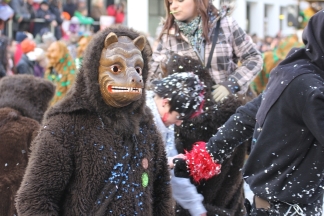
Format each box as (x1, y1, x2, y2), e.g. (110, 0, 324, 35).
(147, 37, 169, 89)
(228, 17, 263, 94)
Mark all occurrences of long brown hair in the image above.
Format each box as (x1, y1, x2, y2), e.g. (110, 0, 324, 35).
(159, 0, 216, 42)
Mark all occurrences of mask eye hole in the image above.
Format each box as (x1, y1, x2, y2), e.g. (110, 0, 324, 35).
(135, 67, 142, 75)
(111, 65, 121, 73)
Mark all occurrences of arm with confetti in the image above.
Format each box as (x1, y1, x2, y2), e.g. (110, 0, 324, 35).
(206, 94, 260, 163)
(174, 95, 261, 182)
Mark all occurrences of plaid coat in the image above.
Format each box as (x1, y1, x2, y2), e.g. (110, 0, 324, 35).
(149, 9, 263, 95)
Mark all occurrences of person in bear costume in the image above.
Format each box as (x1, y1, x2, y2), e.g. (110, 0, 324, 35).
(16, 26, 173, 216)
(0, 75, 55, 216)
(167, 54, 249, 215)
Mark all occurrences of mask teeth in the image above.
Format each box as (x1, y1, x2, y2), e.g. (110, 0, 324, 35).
(111, 86, 142, 93)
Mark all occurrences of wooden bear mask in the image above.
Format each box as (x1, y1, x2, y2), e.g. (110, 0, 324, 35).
(99, 32, 146, 107)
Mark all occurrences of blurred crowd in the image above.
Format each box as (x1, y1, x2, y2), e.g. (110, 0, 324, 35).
(0, 0, 127, 82)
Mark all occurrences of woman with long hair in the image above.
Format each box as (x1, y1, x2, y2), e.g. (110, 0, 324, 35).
(149, 0, 262, 102)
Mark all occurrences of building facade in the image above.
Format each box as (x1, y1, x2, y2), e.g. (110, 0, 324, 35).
(127, 0, 304, 40)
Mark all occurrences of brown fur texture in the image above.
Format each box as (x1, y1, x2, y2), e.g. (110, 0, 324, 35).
(16, 26, 173, 216)
(0, 75, 55, 216)
(0, 75, 55, 123)
(167, 54, 248, 216)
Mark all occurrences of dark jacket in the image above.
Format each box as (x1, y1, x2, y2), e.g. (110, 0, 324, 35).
(16, 54, 34, 75)
(34, 8, 56, 36)
(0, 75, 55, 216)
(9, 0, 31, 32)
(16, 26, 173, 216)
(0, 63, 6, 78)
(49, 4, 63, 40)
(207, 11, 324, 205)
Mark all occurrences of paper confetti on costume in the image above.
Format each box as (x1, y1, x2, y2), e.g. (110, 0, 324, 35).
(185, 141, 221, 183)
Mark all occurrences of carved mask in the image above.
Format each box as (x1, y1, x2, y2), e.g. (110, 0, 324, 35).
(77, 36, 91, 58)
(46, 41, 64, 66)
(99, 32, 146, 107)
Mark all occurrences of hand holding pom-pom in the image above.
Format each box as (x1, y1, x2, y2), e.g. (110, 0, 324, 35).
(184, 141, 221, 183)
(173, 158, 190, 178)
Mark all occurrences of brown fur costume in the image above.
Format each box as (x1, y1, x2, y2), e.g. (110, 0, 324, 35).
(45, 41, 77, 105)
(16, 26, 173, 216)
(0, 75, 55, 216)
(168, 54, 248, 216)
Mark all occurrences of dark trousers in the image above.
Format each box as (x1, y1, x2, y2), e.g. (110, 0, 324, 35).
(249, 196, 323, 216)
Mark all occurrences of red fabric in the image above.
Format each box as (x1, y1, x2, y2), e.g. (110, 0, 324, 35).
(32, 3, 40, 10)
(106, 5, 125, 24)
(106, 5, 116, 16)
(14, 44, 23, 66)
(185, 141, 221, 183)
(190, 90, 205, 119)
(114, 12, 124, 24)
(21, 39, 36, 54)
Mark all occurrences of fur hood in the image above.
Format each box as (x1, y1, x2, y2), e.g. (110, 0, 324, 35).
(0, 75, 55, 123)
(46, 26, 153, 135)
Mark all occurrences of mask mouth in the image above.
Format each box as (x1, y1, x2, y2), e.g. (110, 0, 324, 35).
(107, 85, 142, 94)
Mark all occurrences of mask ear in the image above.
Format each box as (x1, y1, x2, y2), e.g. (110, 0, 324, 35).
(104, 32, 118, 48)
(133, 35, 146, 51)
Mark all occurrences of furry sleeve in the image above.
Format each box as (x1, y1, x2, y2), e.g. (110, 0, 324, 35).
(151, 127, 174, 216)
(16, 115, 74, 216)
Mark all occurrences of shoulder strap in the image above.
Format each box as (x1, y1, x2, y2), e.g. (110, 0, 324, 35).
(206, 18, 221, 69)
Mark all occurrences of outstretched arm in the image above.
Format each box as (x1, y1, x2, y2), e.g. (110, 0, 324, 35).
(207, 94, 261, 163)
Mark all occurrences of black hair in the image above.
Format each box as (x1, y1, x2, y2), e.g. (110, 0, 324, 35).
(153, 72, 205, 120)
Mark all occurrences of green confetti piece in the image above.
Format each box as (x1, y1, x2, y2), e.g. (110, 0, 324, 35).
(142, 172, 149, 187)
(61, 81, 70, 87)
(56, 91, 62, 96)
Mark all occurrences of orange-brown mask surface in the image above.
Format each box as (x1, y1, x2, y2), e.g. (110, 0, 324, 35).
(46, 41, 65, 66)
(99, 32, 145, 107)
(77, 36, 92, 58)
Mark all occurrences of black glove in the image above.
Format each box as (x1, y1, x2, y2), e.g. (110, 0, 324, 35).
(173, 158, 190, 178)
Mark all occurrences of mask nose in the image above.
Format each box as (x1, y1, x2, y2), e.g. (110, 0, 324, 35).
(127, 69, 144, 87)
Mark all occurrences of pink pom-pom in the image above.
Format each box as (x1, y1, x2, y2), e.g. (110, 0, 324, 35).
(185, 141, 221, 183)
